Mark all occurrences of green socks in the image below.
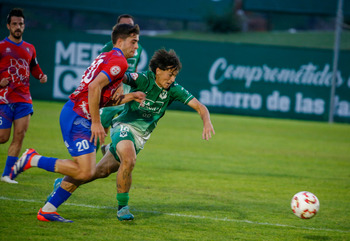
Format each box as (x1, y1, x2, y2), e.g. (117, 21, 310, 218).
(117, 193, 129, 210)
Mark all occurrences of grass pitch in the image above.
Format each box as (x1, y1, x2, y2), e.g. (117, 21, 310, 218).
(0, 100, 349, 240)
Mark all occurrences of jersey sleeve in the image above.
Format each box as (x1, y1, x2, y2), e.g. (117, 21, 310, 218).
(170, 82, 194, 104)
(101, 58, 126, 83)
(101, 41, 113, 53)
(124, 71, 149, 90)
(29, 46, 44, 79)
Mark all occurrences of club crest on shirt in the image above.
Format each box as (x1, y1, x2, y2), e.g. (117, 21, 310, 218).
(159, 90, 167, 99)
(110, 66, 121, 76)
(130, 73, 138, 80)
(6, 48, 11, 53)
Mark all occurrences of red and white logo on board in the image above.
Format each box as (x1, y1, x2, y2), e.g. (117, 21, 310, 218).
(110, 66, 121, 76)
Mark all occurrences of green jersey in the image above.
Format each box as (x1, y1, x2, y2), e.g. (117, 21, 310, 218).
(112, 70, 194, 136)
(99, 40, 144, 128)
(101, 41, 143, 72)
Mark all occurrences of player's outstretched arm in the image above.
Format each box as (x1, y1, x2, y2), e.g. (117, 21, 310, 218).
(88, 72, 110, 145)
(187, 98, 215, 140)
(120, 91, 145, 105)
(109, 85, 145, 106)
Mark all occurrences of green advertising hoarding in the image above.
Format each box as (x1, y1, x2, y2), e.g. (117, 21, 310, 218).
(2, 29, 349, 123)
(141, 38, 350, 123)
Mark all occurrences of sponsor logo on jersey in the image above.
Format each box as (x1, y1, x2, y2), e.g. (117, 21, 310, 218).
(8, 58, 29, 83)
(130, 73, 138, 80)
(140, 99, 164, 113)
(6, 48, 11, 53)
(110, 65, 121, 76)
(159, 90, 168, 100)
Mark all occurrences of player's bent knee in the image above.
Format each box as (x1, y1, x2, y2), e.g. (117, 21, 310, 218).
(96, 168, 112, 178)
(0, 129, 11, 143)
(0, 136, 10, 144)
(123, 157, 136, 170)
(76, 171, 94, 182)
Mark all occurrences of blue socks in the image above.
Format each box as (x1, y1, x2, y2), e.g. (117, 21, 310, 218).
(48, 186, 72, 208)
(2, 156, 18, 176)
(37, 157, 57, 172)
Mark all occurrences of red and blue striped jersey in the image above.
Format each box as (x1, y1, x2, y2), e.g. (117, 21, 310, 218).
(0, 37, 43, 104)
(69, 48, 128, 120)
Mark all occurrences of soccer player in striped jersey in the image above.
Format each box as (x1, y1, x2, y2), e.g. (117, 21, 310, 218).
(9, 23, 146, 222)
(0, 8, 47, 184)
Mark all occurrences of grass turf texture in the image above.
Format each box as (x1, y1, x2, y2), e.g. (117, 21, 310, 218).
(0, 100, 349, 240)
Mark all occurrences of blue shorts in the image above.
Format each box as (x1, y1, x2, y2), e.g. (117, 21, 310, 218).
(60, 100, 95, 157)
(0, 103, 33, 129)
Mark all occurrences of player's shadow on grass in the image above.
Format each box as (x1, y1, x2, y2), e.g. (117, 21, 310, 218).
(131, 203, 247, 221)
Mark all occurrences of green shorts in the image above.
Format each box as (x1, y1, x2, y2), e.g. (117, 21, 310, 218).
(109, 123, 141, 161)
(100, 105, 125, 128)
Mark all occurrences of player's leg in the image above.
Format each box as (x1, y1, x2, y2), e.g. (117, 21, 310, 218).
(0, 114, 14, 183)
(10, 149, 97, 181)
(41, 150, 120, 222)
(0, 103, 14, 144)
(109, 125, 136, 220)
(0, 127, 16, 183)
(115, 140, 137, 221)
(58, 150, 119, 186)
(115, 140, 136, 193)
(39, 99, 118, 222)
(0, 105, 13, 182)
(109, 123, 143, 221)
(8, 114, 30, 157)
(46, 149, 120, 202)
(1, 103, 32, 184)
(37, 152, 96, 223)
(0, 127, 11, 144)
(37, 100, 100, 222)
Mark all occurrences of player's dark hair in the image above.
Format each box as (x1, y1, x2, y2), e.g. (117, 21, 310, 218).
(117, 14, 134, 24)
(111, 24, 139, 45)
(149, 49, 182, 74)
(7, 8, 25, 24)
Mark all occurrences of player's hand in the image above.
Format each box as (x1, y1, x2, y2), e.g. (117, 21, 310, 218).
(202, 122, 215, 141)
(0, 77, 10, 87)
(39, 74, 47, 83)
(111, 84, 124, 100)
(90, 122, 107, 146)
(132, 91, 146, 106)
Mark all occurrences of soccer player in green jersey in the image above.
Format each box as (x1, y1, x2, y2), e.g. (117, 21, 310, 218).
(47, 49, 215, 221)
(99, 14, 144, 147)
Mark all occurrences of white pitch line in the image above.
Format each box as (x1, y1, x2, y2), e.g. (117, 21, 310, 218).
(0, 196, 349, 233)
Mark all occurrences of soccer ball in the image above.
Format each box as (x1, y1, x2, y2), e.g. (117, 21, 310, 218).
(291, 191, 320, 219)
